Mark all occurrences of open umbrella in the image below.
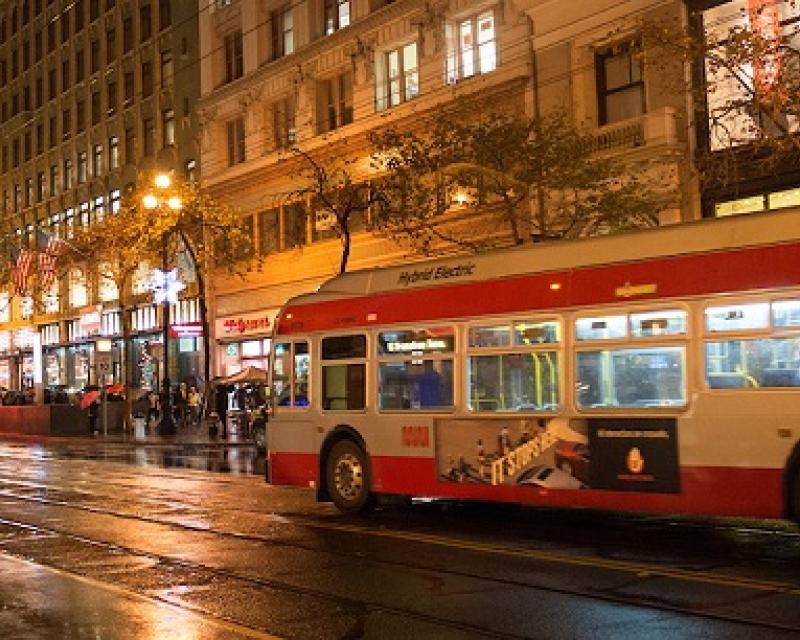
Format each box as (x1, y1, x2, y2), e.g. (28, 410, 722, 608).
(80, 390, 100, 410)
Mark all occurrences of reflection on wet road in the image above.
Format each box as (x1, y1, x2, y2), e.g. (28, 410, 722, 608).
(0, 440, 799, 639)
(26, 442, 266, 476)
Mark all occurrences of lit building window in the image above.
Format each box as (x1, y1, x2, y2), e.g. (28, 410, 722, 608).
(446, 10, 496, 84)
(376, 42, 418, 112)
(110, 188, 121, 214)
(93, 143, 103, 176)
(109, 135, 119, 169)
(162, 108, 175, 146)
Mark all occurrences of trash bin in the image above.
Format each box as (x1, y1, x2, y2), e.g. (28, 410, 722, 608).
(133, 414, 146, 440)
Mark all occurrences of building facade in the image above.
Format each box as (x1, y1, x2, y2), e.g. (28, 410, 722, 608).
(0, 0, 200, 397)
(196, 0, 694, 378)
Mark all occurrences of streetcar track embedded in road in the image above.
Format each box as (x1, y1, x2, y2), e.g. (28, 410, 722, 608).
(0, 484, 799, 636)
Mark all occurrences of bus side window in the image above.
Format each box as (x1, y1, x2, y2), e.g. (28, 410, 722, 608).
(321, 335, 366, 410)
(273, 341, 310, 407)
(273, 342, 293, 406)
(293, 342, 309, 407)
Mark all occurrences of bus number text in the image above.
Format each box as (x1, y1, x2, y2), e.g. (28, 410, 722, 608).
(402, 426, 430, 448)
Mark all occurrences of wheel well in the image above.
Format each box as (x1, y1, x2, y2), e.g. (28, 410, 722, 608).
(784, 441, 800, 520)
(317, 425, 368, 503)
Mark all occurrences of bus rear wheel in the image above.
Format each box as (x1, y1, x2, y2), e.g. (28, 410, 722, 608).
(326, 440, 373, 513)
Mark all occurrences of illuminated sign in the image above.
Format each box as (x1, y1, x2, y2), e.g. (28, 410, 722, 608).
(615, 282, 658, 298)
(385, 339, 449, 353)
(169, 322, 204, 338)
(216, 310, 275, 338)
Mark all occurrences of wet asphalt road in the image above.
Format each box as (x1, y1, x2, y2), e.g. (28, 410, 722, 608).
(0, 439, 799, 639)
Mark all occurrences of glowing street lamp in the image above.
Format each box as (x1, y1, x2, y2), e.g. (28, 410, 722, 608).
(142, 173, 183, 435)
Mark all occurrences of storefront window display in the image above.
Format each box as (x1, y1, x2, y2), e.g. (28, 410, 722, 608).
(68, 345, 92, 390)
(221, 339, 272, 376)
(45, 348, 65, 386)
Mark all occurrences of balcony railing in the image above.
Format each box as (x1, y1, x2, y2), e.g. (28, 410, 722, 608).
(592, 107, 677, 154)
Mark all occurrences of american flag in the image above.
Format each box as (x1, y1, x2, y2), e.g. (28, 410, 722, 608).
(36, 228, 61, 289)
(9, 245, 32, 295)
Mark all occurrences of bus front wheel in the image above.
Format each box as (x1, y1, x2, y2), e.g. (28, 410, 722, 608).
(326, 440, 373, 513)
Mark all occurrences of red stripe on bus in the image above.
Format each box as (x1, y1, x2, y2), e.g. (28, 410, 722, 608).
(269, 453, 784, 519)
(276, 243, 800, 335)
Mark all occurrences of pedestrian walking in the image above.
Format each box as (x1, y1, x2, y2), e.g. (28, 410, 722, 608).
(147, 390, 160, 428)
(87, 398, 99, 435)
(187, 386, 201, 425)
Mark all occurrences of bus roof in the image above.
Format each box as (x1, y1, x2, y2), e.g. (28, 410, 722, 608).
(276, 210, 800, 335)
(277, 210, 800, 334)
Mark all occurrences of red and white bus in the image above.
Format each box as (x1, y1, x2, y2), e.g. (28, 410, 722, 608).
(268, 210, 800, 521)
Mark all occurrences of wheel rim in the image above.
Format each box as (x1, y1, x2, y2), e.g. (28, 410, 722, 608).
(333, 452, 364, 502)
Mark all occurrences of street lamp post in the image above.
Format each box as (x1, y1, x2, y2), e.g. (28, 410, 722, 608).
(143, 174, 183, 435)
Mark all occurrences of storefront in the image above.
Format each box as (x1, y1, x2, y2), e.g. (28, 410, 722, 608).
(216, 310, 277, 376)
(58, 306, 123, 392)
(130, 304, 162, 391)
(128, 298, 205, 390)
(0, 331, 12, 389)
(169, 298, 204, 386)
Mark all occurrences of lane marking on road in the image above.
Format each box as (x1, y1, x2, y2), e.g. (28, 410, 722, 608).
(298, 519, 800, 596)
(0, 551, 282, 640)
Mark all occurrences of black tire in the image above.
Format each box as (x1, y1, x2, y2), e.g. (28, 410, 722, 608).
(326, 440, 374, 513)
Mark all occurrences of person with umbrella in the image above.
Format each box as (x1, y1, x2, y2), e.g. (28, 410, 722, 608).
(80, 388, 101, 435)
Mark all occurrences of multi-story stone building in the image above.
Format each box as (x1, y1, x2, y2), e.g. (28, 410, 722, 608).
(197, 0, 693, 378)
(0, 0, 200, 395)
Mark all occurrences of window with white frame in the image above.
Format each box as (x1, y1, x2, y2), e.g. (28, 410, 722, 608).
(376, 42, 418, 112)
(324, 0, 350, 35)
(445, 10, 496, 84)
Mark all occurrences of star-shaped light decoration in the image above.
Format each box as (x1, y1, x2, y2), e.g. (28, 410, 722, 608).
(148, 268, 185, 305)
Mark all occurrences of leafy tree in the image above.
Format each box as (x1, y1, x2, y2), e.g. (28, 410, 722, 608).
(641, 2, 800, 191)
(370, 110, 659, 254)
(292, 149, 384, 274)
(62, 172, 252, 422)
